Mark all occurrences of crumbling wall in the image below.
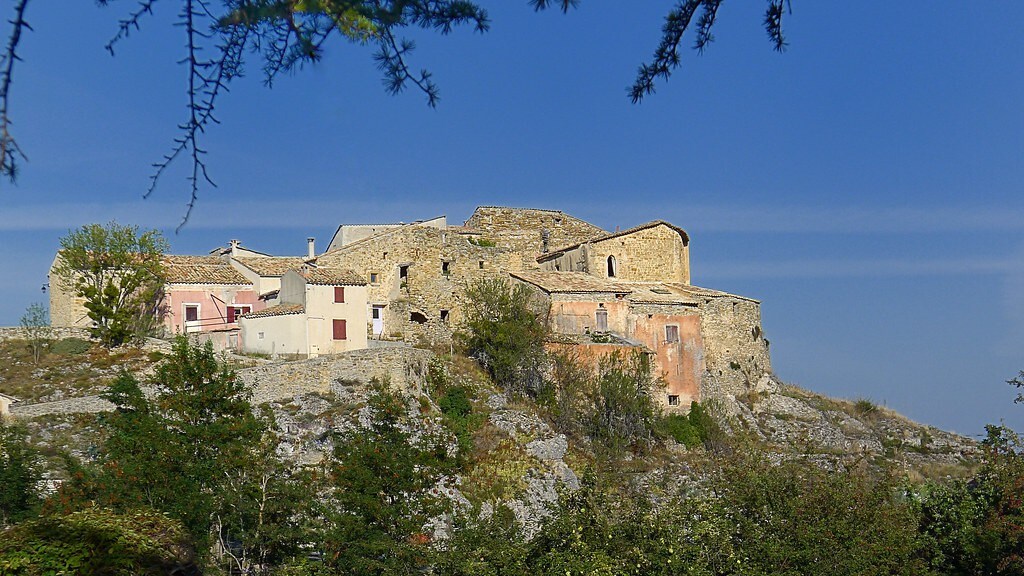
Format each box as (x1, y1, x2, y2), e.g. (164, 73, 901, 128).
(465, 207, 605, 267)
(697, 296, 772, 399)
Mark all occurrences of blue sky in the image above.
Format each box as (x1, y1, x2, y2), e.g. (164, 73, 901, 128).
(1, 2, 1022, 435)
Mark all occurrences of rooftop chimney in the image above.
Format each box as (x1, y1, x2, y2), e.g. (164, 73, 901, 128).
(229, 239, 240, 257)
(307, 237, 316, 260)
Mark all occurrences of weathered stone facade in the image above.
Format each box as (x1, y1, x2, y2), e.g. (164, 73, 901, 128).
(317, 222, 519, 343)
(465, 207, 606, 268)
(538, 221, 690, 284)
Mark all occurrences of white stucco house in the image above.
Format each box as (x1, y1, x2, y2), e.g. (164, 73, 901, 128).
(238, 264, 368, 358)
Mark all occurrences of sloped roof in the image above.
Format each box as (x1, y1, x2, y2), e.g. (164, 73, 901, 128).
(538, 220, 690, 263)
(163, 256, 251, 285)
(234, 257, 308, 277)
(666, 283, 760, 303)
(299, 267, 367, 286)
(511, 270, 631, 294)
(241, 304, 305, 319)
(625, 283, 700, 306)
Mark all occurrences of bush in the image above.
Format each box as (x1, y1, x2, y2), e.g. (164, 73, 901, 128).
(50, 337, 92, 355)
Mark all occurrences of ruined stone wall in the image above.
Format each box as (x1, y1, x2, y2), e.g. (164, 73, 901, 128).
(586, 224, 690, 284)
(317, 225, 517, 343)
(237, 346, 433, 403)
(697, 296, 772, 398)
(0, 326, 91, 343)
(465, 207, 605, 268)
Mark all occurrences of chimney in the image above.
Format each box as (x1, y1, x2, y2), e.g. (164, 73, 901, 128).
(229, 239, 240, 257)
(307, 237, 316, 260)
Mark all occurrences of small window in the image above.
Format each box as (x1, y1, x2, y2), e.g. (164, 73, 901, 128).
(184, 305, 199, 322)
(607, 255, 617, 278)
(227, 305, 251, 323)
(595, 309, 608, 332)
(383, 252, 389, 259)
(478, 260, 484, 269)
(410, 311, 428, 324)
(333, 319, 347, 340)
(399, 265, 409, 279)
(442, 261, 451, 276)
(665, 325, 680, 343)
(369, 272, 379, 284)
(440, 310, 450, 322)
(668, 395, 680, 406)
(334, 287, 345, 303)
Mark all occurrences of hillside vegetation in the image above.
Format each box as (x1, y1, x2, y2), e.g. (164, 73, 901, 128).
(0, 285, 1020, 574)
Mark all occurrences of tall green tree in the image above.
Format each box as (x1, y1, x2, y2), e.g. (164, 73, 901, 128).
(53, 221, 168, 347)
(462, 278, 548, 397)
(317, 383, 452, 575)
(0, 421, 41, 526)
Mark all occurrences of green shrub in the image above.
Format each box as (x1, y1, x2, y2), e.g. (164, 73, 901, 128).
(50, 337, 92, 355)
(146, 350, 164, 363)
(854, 397, 878, 416)
(658, 401, 720, 449)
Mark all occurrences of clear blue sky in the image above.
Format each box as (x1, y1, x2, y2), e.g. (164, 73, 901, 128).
(1, 2, 1022, 435)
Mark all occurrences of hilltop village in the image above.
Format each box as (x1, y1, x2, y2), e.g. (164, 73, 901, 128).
(48, 206, 772, 409)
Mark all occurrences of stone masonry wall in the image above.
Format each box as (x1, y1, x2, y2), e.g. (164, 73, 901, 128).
(697, 296, 772, 399)
(238, 347, 433, 404)
(465, 207, 606, 268)
(0, 326, 92, 343)
(586, 224, 690, 284)
(317, 224, 517, 343)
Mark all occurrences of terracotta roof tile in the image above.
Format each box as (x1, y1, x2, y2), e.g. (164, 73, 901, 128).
(241, 304, 304, 319)
(511, 271, 631, 293)
(666, 283, 760, 303)
(234, 257, 308, 277)
(163, 256, 251, 285)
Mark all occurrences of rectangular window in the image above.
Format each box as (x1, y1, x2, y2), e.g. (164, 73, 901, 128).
(332, 319, 347, 340)
(184, 305, 199, 322)
(478, 260, 484, 269)
(665, 325, 680, 343)
(227, 305, 251, 323)
(595, 309, 608, 332)
(334, 286, 345, 303)
(441, 261, 451, 276)
(399, 265, 409, 279)
(668, 395, 680, 406)
(369, 272, 379, 284)
(440, 310, 449, 322)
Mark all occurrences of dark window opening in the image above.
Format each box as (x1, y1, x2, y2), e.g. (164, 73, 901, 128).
(478, 260, 484, 269)
(185, 305, 199, 322)
(440, 310, 450, 322)
(441, 261, 451, 276)
(410, 312, 428, 324)
(665, 325, 680, 343)
(668, 395, 680, 406)
(332, 319, 347, 340)
(383, 252, 389, 259)
(399, 265, 409, 279)
(369, 272, 379, 284)
(607, 255, 617, 277)
(227, 305, 251, 324)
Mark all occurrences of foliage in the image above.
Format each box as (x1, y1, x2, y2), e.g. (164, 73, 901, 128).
(18, 302, 50, 364)
(435, 505, 528, 576)
(657, 401, 718, 449)
(318, 382, 453, 575)
(461, 278, 548, 397)
(916, 424, 1024, 575)
(0, 508, 198, 576)
(0, 421, 41, 526)
(49, 336, 92, 355)
(54, 222, 168, 347)
(1009, 370, 1024, 404)
(55, 336, 308, 572)
(585, 350, 662, 455)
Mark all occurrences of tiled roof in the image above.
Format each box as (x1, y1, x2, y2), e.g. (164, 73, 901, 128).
(538, 220, 690, 263)
(625, 284, 700, 306)
(240, 304, 304, 319)
(163, 256, 251, 285)
(511, 271, 631, 293)
(234, 257, 308, 277)
(667, 283, 760, 303)
(300, 266, 367, 286)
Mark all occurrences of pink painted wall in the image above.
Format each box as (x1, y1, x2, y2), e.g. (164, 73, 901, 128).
(164, 285, 262, 336)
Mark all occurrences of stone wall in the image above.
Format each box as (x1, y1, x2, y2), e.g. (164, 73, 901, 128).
(317, 223, 517, 343)
(697, 296, 772, 398)
(465, 207, 606, 267)
(0, 326, 91, 343)
(48, 263, 91, 328)
(587, 224, 690, 284)
(238, 346, 434, 404)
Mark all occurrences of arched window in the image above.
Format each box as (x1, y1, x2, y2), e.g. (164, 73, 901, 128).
(607, 255, 617, 277)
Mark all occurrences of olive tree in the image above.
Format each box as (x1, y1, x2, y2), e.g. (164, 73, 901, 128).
(53, 222, 168, 347)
